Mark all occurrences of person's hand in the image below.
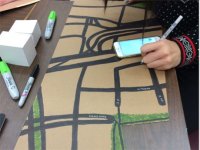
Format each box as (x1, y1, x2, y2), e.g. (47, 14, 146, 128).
(0, 0, 17, 6)
(141, 39, 181, 70)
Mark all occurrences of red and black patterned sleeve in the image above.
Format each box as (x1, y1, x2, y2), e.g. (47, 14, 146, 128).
(172, 24, 199, 67)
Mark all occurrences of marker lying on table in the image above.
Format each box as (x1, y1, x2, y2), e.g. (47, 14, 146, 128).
(44, 10, 57, 39)
(141, 15, 183, 63)
(18, 64, 40, 108)
(0, 57, 19, 100)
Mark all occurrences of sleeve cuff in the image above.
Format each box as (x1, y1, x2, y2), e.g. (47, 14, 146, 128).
(172, 35, 196, 67)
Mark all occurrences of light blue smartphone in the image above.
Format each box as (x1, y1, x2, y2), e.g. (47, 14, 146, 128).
(114, 36, 160, 58)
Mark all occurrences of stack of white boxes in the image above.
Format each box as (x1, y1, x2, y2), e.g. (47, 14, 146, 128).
(0, 20, 41, 67)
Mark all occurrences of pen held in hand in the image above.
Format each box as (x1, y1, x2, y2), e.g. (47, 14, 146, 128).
(160, 15, 183, 40)
(141, 15, 183, 63)
(18, 64, 40, 108)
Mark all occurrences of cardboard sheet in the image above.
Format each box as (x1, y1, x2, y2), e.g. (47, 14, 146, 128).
(16, 1, 169, 149)
(0, 0, 40, 12)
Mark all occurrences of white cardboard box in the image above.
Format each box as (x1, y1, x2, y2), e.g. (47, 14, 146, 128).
(9, 20, 41, 47)
(0, 31, 36, 67)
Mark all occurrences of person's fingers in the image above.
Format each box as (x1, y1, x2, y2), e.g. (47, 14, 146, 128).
(146, 56, 174, 70)
(146, 59, 166, 69)
(154, 65, 171, 70)
(141, 39, 181, 70)
(141, 42, 159, 55)
(142, 50, 164, 64)
(141, 40, 167, 55)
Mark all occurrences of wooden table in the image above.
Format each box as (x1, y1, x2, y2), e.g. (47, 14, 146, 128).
(0, 0, 190, 149)
(0, 0, 72, 149)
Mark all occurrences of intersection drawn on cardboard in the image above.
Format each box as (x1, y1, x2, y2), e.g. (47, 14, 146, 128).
(16, 1, 169, 150)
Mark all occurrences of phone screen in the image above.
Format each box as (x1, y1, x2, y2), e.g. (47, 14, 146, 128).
(119, 37, 159, 56)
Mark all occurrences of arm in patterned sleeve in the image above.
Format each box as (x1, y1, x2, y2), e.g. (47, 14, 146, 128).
(172, 24, 199, 67)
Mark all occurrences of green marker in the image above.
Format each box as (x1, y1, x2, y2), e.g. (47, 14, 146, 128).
(0, 57, 19, 100)
(44, 10, 57, 39)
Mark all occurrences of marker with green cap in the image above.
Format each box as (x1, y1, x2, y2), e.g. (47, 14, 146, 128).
(44, 10, 57, 39)
(0, 57, 19, 100)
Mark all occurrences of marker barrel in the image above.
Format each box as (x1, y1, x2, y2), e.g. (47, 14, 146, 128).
(18, 77, 34, 107)
(2, 72, 19, 100)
